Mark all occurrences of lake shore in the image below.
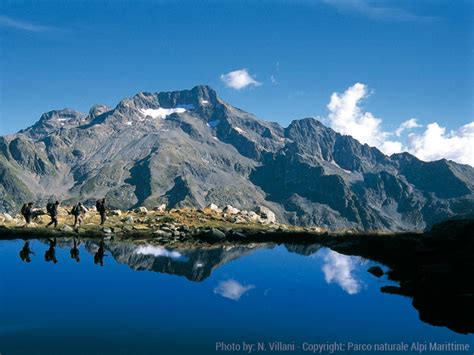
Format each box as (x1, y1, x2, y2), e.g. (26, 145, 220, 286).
(1, 206, 472, 334)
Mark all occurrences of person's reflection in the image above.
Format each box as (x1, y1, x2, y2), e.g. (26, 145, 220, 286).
(70, 238, 81, 263)
(44, 238, 58, 264)
(94, 240, 106, 266)
(19, 241, 35, 263)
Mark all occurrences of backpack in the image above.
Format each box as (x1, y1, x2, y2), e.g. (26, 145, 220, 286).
(71, 205, 78, 215)
(21, 204, 27, 216)
(46, 202, 54, 215)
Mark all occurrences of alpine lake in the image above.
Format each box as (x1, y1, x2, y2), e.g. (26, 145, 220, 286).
(0, 230, 473, 355)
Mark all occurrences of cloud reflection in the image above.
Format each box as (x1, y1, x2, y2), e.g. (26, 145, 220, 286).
(214, 279, 255, 301)
(135, 245, 186, 261)
(320, 250, 366, 295)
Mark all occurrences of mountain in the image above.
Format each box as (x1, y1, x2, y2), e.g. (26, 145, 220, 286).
(1, 85, 473, 231)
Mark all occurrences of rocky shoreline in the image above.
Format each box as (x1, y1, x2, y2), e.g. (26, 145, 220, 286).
(0, 204, 332, 245)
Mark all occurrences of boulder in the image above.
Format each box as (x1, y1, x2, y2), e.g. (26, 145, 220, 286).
(204, 203, 221, 213)
(35, 215, 51, 224)
(57, 207, 70, 216)
(368, 266, 384, 278)
(110, 210, 122, 216)
(247, 211, 260, 222)
(61, 225, 74, 233)
(0, 215, 4, 224)
(256, 206, 276, 224)
(154, 204, 167, 212)
(223, 205, 240, 214)
(102, 227, 113, 234)
(135, 206, 149, 214)
(133, 225, 149, 230)
(3, 213, 13, 222)
(154, 229, 172, 238)
(122, 216, 134, 224)
(205, 227, 226, 242)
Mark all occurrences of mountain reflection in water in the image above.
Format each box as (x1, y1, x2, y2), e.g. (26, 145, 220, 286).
(8, 237, 474, 338)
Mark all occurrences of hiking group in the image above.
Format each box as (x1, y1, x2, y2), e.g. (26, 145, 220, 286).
(20, 198, 108, 228)
(19, 238, 106, 266)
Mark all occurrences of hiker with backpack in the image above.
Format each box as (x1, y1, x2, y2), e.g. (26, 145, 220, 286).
(96, 198, 107, 225)
(21, 202, 34, 226)
(72, 202, 88, 227)
(44, 238, 57, 264)
(71, 202, 88, 227)
(46, 201, 60, 228)
(70, 238, 81, 262)
(19, 241, 35, 263)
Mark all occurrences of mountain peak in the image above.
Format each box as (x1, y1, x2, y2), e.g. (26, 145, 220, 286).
(3, 86, 473, 231)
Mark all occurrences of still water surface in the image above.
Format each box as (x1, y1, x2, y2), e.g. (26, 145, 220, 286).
(0, 239, 472, 354)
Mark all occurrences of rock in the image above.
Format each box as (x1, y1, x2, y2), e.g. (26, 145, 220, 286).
(110, 210, 122, 216)
(154, 204, 167, 212)
(133, 225, 149, 230)
(3, 213, 13, 222)
(204, 227, 226, 242)
(135, 206, 148, 214)
(0, 216, 4, 224)
(57, 207, 70, 216)
(36, 215, 51, 224)
(102, 227, 113, 234)
(256, 206, 276, 224)
(247, 211, 260, 222)
(154, 229, 172, 238)
(204, 203, 221, 213)
(368, 266, 384, 278)
(123, 225, 134, 232)
(223, 205, 240, 214)
(122, 216, 134, 224)
(61, 225, 74, 232)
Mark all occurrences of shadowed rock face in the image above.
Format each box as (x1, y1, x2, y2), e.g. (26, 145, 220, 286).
(1, 85, 473, 231)
(380, 220, 474, 335)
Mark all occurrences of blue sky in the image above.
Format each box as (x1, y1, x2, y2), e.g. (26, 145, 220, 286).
(0, 0, 473, 163)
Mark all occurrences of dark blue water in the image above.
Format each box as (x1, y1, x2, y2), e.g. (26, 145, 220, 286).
(0, 239, 472, 355)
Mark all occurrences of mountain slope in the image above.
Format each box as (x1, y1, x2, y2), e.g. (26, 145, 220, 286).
(1, 85, 473, 231)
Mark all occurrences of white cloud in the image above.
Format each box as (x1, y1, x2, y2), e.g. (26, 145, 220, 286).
(327, 82, 401, 155)
(0, 15, 58, 32)
(270, 75, 279, 85)
(407, 122, 474, 166)
(322, 0, 436, 22)
(319, 249, 365, 295)
(214, 279, 255, 301)
(326, 83, 474, 166)
(395, 118, 421, 136)
(220, 69, 261, 90)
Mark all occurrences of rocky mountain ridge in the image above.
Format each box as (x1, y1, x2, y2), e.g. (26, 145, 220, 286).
(1, 85, 473, 231)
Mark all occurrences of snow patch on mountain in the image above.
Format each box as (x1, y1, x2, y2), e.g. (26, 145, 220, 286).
(234, 127, 245, 134)
(140, 104, 194, 119)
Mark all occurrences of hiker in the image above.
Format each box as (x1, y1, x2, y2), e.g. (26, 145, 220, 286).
(21, 202, 34, 226)
(94, 239, 106, 266)
(96, 198, 107, 225)
(44, 238, 58, 264)
(19, 241, 35, 263)
(46, 201, 60, 228)
(72, 202, 88, 227)
(70, 238, 81, 262)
